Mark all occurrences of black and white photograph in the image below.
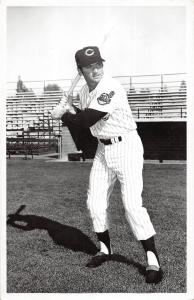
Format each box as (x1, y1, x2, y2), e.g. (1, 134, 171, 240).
(1, 0, 194, 299)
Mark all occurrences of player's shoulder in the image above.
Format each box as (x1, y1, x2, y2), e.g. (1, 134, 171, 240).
(100, 73, 126, 99)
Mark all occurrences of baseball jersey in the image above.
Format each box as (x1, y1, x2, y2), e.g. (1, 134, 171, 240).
(78, 73, 137, 139)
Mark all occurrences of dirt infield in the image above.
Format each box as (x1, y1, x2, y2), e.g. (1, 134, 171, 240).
(6, 159, 186, 293)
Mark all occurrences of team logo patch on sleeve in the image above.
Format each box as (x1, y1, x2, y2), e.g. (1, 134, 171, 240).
(97, 91, 115, 105)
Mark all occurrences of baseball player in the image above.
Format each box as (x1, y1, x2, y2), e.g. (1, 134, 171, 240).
(51, 46, 163, 284)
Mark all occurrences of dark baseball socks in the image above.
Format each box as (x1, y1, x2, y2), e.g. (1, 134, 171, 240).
(96, 230, 112, 255)
(94, 231, 162, 283)
(141, 236, 160, 268)
(96, 232, 160, 267)
(86, 230, 111, 268)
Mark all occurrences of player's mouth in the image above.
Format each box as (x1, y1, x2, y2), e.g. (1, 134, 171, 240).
(93, 73, 103, 80)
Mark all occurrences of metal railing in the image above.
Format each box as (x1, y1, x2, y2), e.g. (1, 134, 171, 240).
(7, 73, 186, 96)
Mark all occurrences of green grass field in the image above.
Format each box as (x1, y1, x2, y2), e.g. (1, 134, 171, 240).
(6, 159, 186, 293)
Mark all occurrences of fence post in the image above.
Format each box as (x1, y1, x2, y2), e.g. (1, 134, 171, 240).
(130, 76, 132, 91)
(58, 135, 62, 159)
(38, 127, 40, 154)
(48, 115, 51, 149)
(43, 113, 45, 140)
(161, 74, 164, 92)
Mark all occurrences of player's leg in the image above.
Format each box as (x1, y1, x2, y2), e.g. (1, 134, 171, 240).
(141, 236, 163, 283)
(86, 151, 116, 267)
(87, 157, 116, 233)
(116, 132, 162, 283)
(116, 133, 155, 239)
(95, 172, 116, 256)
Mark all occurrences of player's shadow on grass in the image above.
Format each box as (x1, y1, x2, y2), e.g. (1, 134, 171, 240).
(7, 205, 146, 276)
(7, 205, 98, 255)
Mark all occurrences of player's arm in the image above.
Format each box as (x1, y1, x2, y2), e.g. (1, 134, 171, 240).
(61, 109, 107, 128)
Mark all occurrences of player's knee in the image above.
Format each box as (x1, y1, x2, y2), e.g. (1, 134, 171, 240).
(87, 198, 107, 217)
(124, 205, 144, 217)
(87, 200, 99, 214)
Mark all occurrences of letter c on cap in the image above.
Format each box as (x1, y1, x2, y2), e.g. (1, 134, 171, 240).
(85, 48, 94, 56)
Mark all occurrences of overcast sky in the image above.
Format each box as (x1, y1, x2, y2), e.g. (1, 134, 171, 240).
(7, 5, 186, 83)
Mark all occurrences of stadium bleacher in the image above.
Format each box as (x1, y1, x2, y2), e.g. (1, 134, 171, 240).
(6, 73, 186, 160)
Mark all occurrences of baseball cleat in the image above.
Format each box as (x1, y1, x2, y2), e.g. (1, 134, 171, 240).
(86, 252, 111, 268)
(145, 265, 163, 284)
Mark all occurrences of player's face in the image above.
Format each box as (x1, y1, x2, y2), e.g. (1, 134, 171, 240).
(81, 62, 104, 85)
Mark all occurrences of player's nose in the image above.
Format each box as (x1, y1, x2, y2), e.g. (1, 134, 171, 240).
(92, 67, 98, 73)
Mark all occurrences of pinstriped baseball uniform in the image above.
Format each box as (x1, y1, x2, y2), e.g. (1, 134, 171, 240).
(78, 73, 156, 241)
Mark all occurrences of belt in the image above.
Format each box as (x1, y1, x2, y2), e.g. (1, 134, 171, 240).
(99, 136, 122, 145)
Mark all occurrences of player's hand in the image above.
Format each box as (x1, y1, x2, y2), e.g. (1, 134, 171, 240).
(65, 102, 76, 114)
(50, 94, 76, 119)
(59, 93, 76, 113)
(64, 92, 74, 105)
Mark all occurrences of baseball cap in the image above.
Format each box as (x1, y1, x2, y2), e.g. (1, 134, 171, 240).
(75, 46, 105, 68)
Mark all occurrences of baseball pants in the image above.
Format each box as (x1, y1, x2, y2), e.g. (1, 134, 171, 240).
(87, 130, 156, 241)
